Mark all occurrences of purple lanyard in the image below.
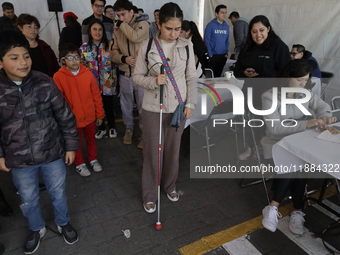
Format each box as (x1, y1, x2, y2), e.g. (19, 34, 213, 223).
(154, 38, 182, 103)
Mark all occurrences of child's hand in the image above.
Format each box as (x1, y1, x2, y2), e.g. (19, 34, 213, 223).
(96, 119, 103, 126)
(0, 157, 11, 172)
(184, 107, 194, 119)
(65, 151, 75, 165)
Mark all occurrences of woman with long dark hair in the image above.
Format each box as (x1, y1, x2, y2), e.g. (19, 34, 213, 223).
(59, 13, 82, 50)
(261, 59, 336, 235)
(79, 19, 117, 139)
(17, 13, 60, 77)
(133, 3, 197, 213)
(181, 20, 208, 77)
(234, 15, 291, 160)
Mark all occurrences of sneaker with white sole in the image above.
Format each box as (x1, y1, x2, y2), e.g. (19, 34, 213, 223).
(167, 190, 179, 202)
(137, 135, 143, 149)
(143, 202, 156, 213)
(57, 222, 78, 245)
(24, 227, 46, 254)
(95, 130, 106, 139)
(289, 211, 305, 235)
(123, 129, 133, 144)
(239, 147, 252, 160)
(262, 205, 282, 232)
(109, 128, 117, 138)
(90, 159, 102, 172)
(75, 164, 91, 177)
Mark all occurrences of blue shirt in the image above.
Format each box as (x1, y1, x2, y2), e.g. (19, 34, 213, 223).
(204, 18, 230, 57)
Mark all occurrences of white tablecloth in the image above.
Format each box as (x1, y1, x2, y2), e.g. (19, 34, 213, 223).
(272, 125, 340, 178)
(185, 77, 244, 128)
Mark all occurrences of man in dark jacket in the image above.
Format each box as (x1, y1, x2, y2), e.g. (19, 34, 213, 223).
(0, 31, 80, 254)
(82, 0, 114, 43)
(291, 44, 322, 78)
(0, 2, 17, 32)
(228, 11, 249, 60)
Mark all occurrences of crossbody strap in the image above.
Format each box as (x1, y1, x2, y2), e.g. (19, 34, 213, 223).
(154, 38, 182, 103)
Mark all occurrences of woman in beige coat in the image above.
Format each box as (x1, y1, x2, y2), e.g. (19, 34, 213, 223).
(133, 3, 197, 213)
(261, 59, 336, 235)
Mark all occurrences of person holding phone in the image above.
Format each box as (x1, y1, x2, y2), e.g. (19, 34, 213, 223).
(233, 15, 291, 160)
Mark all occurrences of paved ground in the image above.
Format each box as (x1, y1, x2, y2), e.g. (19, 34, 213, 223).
(0, 111, 338, 254)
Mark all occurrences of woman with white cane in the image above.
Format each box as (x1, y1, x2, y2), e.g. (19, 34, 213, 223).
(133, 2, 197, 216)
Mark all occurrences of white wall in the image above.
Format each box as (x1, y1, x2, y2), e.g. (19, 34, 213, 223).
(204, 0, 340, 101)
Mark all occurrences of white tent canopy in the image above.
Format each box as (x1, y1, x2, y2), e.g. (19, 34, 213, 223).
(7, 0, 340, 100)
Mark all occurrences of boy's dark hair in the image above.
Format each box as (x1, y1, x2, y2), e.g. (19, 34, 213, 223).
(138, 8, 144, 13)
(278, 59, 312, 79)
(87, 19, 109, 51)
(2, 2, 14, 10)
(154, 9, 160, 14)
(113, 0, 134, 12)
(132, 6, 138, 14)
(159, 2, 183, 25)
(59, 43, 80, 60)
(91, 0, 106, 5)
(228, 11, 239, 19)
(0, 30, 29, 61)
(292, 44, 305, 53)
(215, 4, 227, 14)
(104, 5, 113, 13)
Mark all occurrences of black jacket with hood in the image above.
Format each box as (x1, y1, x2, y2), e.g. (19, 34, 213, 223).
(0, 70, 79, 168)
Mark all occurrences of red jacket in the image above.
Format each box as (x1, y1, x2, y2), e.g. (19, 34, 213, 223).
(53, 64, 105, 128)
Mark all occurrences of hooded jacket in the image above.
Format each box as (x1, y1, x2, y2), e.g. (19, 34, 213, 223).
(0, 70, 79, 169)
(112, 14, 149, 77)
(53, 65, 105, 128)
(133, 34, 197, 113)
(204, 18, 230, 57)
(302, 51, 322, 79)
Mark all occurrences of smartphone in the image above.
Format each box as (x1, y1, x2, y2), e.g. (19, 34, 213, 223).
(246, 68, 255, 72)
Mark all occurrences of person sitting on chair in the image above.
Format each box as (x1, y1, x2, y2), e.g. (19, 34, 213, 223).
(260, 59, 336, 235)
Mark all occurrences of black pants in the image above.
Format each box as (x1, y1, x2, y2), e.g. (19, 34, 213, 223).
(208, 54, 227, 77)
(272, 178, 308, 209)
(99, 95, 115, 130)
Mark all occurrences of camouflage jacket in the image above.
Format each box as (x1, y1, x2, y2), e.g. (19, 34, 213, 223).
(0, 70, 79, 169)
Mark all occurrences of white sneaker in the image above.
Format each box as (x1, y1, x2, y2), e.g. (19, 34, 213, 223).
(109, 128, 117, 138)
(262, 205, 282, 232)
(90, 159, 102, 172)
(95, 130, 106, 139)
(239, 147, 251, 160)
(75, 164, 91, 177)
(289, 211, 305, 235)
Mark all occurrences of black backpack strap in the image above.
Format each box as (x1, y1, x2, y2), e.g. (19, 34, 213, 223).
(185, 45, 189, 73)
(145, 38, 153, 65)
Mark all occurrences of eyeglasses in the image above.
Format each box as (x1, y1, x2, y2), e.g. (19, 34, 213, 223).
(25, 24, 39, 30)
(94, 4, 104, 8)
(290, 52, 301, 56)
(62, 56, 81, 61)
(106, 11, 115, 14)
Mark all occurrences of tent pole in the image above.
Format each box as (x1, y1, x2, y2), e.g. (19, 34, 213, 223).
(55, 11, 61, 36)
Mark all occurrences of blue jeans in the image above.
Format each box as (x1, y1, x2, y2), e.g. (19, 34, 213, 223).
(11, 158, 70, 231)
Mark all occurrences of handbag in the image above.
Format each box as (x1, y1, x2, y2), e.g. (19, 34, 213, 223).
(153, 38, 186, 129)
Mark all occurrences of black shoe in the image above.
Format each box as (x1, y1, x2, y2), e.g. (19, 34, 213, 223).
(57, 222, 78, 245)
(0, 189, 12, 217)
(24, 228, 46, 254)
(0, 243, 5, 255)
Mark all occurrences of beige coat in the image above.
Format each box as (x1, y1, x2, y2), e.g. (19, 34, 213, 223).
(133, 34, 197, 113)
(111, 14, 149, 77)
(261, 89, 331, 159)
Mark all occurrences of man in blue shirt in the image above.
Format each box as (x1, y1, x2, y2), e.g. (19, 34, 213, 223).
(204, 4, 229, 77)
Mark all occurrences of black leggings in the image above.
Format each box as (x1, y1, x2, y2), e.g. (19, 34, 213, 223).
(272, 178, 308, 210)
(99, 95, 115, 130)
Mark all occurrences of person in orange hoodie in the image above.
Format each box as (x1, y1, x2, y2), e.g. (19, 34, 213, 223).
(54, 43, 105, 177)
